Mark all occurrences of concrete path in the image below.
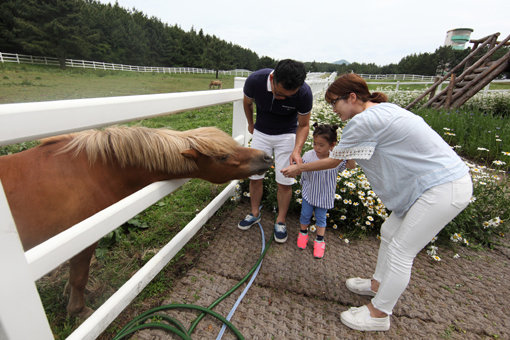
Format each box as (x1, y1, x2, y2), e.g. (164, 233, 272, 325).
(135, 202, 510, 339)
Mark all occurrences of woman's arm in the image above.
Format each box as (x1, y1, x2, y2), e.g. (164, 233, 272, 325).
(346, 159, 356, 169)
(281, 157, 343, 177)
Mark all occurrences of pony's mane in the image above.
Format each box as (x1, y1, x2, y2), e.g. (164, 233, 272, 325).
(43, 126, 239, 174)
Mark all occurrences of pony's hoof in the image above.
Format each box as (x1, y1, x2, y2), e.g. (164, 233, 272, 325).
(69, 306, 94, 321)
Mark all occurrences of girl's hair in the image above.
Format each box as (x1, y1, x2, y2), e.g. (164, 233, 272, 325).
(312, 122, 338, 144)
(325, 73, 388, 104)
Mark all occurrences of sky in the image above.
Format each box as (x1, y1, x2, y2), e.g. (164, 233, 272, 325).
(97, 0, 510, 66)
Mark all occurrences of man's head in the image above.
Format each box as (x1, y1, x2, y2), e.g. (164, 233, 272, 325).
(271, 59, 306, 99)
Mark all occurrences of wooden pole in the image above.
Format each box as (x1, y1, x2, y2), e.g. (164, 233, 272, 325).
(444, 74, 455, 110)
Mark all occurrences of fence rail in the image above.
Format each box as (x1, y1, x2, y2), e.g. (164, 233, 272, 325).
(368, 80, 510, 94)
(3, 50, 497, 83)
(359, 73, 438, 81)
(0, 51, 252, 76)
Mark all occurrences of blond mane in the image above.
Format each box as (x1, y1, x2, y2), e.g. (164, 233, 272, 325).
(46, 126, 239, 174)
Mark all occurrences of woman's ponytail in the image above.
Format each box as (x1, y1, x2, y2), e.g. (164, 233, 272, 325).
(369, 92, 388, 103)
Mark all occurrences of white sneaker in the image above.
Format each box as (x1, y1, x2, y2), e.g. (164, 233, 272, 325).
(340, 305, 390, 331)
(346, 277, 376, 296)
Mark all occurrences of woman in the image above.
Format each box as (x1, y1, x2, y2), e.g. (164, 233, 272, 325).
(281, 73, 472, 331)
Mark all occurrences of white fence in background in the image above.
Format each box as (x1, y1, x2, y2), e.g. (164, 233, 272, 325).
(368, 79, 510, 94)
(0, 50, 478, 84)
(0, 78, 252, 340)
(0, 51, 252, 76)
(306, 72, 337, 96)
(359, 73, 437, 81)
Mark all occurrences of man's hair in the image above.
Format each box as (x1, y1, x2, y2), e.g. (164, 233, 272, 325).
(273, 59, 306, 90)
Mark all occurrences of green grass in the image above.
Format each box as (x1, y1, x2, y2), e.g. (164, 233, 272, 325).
(419, 108, 510, 169)
(0, 62, 235, 103)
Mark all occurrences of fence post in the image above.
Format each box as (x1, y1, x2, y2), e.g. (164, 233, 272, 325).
(484, 83, 490, 94)
(0, 181, 54, 340)
(232, 77, 248, 146)
(0, 52, 3, 63)
(395, 81, 400, 92)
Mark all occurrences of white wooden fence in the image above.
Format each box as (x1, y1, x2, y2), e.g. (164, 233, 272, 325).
(0, 51, 480, 84)
(359, 73, 437, 81)
(0, 51, 252, 76)
(0, 73, 334, 339)
(0, 78, 252, 340)
(367, 79, 510, 94)
(306, 72, 337, 96)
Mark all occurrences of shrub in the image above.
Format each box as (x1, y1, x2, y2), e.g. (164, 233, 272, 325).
(463, 92, 510, 117)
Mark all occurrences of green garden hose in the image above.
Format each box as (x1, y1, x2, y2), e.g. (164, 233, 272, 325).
(113, 230, 274, 340)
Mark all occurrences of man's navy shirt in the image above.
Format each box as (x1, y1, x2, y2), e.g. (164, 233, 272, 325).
(243, 68, 313, 135)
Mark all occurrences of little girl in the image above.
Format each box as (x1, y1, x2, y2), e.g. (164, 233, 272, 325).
(297, 123, 355, 258)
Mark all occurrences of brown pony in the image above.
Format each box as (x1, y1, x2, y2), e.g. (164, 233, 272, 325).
(0, 126, 272, 318)
(209, 80, 222, 89)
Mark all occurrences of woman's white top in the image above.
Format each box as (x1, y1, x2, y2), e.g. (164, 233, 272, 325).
(330, 102, 469, 216)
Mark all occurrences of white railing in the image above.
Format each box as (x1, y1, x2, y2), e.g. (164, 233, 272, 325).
(367, 79, 510, 93)
(0, 77, 250, 340)
(306, 72, 337, 96)
(0, 51, 252, 77)
(359, 73, 438, 81)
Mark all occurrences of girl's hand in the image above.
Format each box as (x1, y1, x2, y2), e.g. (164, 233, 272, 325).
(281, 164, 301, 178)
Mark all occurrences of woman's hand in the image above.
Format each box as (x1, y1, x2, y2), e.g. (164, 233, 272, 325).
(281, 164, 302, 178)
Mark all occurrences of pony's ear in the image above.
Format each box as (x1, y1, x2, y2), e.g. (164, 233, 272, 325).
(181, 149, 199, 159)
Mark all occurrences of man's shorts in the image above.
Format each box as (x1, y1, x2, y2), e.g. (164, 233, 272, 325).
(249, 129, 296, 186)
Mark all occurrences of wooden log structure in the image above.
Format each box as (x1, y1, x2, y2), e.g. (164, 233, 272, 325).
(405, 32, 510, 111)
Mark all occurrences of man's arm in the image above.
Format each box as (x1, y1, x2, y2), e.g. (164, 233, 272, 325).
(243, 96, 255, 134)
(289, 113, 310, 165)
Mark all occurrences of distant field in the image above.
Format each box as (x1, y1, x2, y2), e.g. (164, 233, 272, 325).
(0, 63, 235, 104)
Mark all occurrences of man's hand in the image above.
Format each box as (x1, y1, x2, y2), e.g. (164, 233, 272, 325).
(247, 123, 254, 134)
(289, 151, 303, 166)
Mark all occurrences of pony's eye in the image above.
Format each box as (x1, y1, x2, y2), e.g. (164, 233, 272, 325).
(218, 155, 229, 162)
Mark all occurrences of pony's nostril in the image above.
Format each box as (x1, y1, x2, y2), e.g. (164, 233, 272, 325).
(263, 154, 273, 163)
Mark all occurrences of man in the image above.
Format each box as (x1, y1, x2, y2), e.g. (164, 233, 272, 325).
(238, 59, 312, 243)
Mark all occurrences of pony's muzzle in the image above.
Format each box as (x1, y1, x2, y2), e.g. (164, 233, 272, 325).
(253, 153, 273, 175)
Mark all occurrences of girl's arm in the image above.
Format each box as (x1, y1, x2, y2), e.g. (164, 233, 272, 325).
(281, 157, 343, 177)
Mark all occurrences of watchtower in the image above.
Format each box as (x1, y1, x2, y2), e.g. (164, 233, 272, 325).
(444, 28, 474, 50)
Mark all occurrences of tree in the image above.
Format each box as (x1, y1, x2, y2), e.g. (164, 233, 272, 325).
(11, 0, 91, 67)
(257, 56, 276, 69)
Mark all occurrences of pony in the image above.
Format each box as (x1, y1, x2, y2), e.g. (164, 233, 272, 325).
(0, 126, 272, 318)
(209, 80, 222, 89)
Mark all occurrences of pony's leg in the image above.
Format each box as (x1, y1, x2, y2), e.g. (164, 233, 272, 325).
(66, 243, 97, 318)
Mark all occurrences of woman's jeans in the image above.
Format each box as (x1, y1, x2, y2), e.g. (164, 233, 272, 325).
(371, 173, 472, 315)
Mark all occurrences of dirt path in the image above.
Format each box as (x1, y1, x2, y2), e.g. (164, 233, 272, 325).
(133, 201, 510, 339)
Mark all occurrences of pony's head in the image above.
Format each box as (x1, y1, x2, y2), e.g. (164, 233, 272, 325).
(54, 126, 272, 183)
